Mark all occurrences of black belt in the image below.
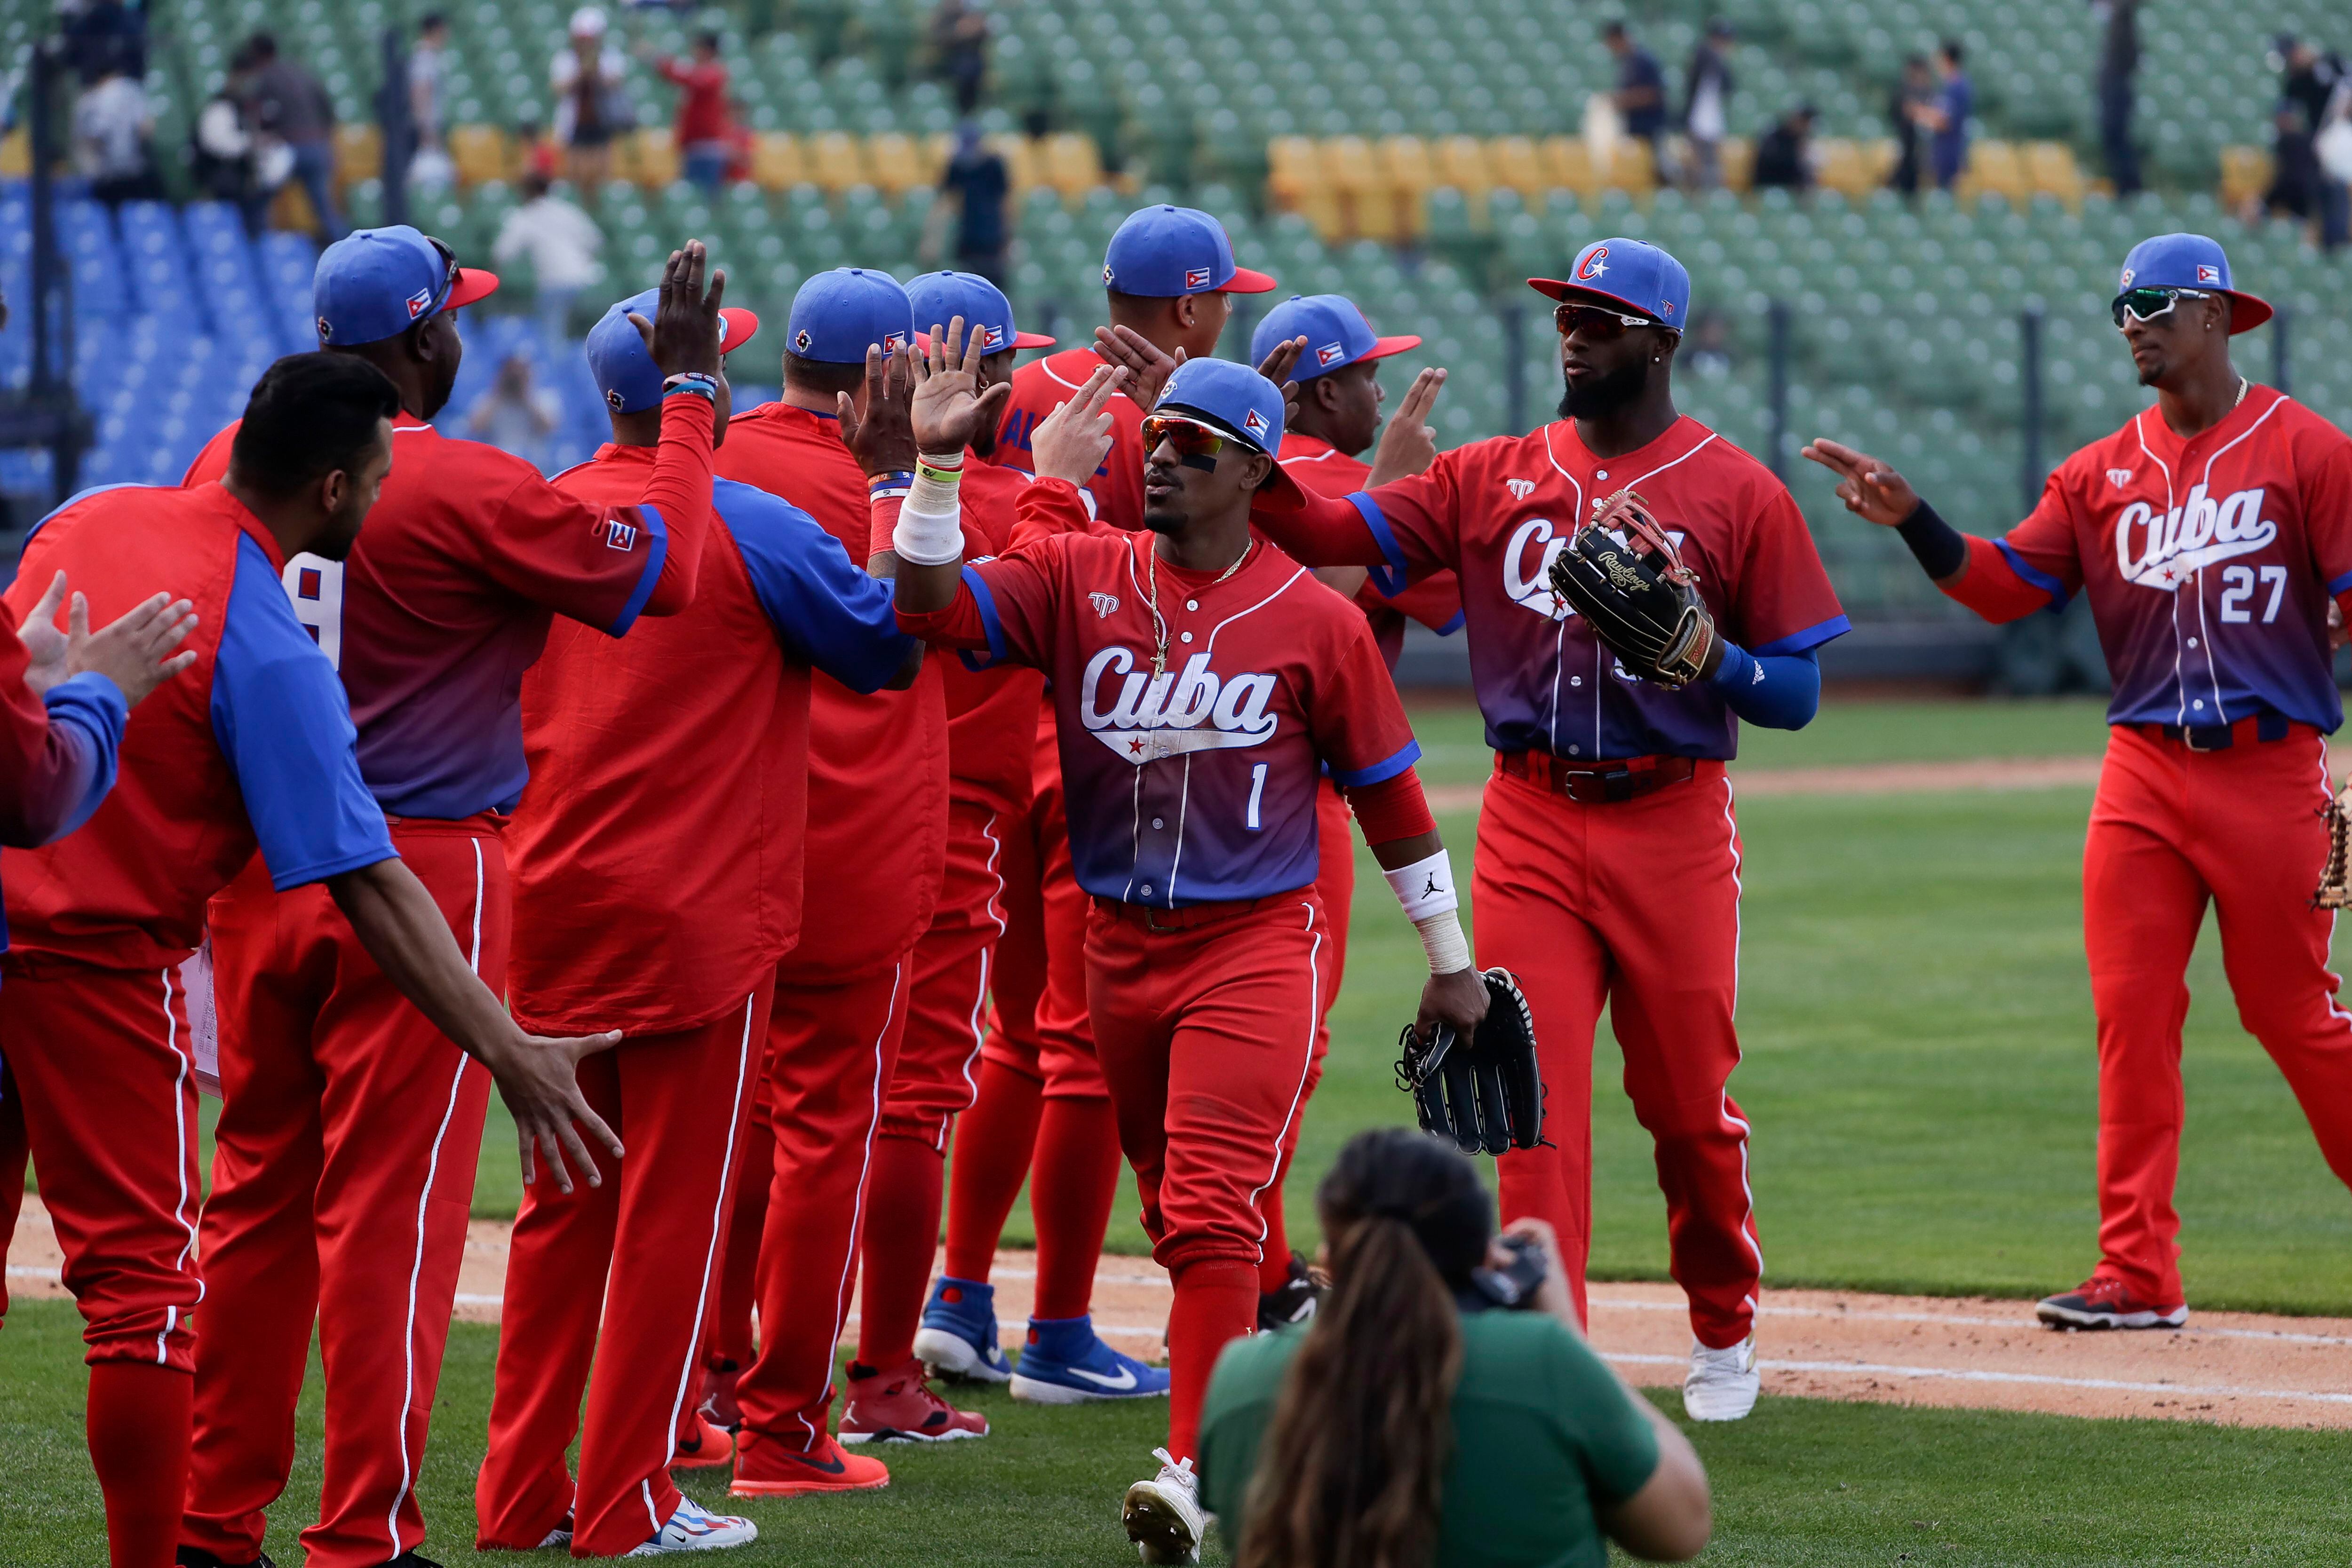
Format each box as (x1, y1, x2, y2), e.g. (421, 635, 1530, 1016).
(2133, 713, 2292, 752)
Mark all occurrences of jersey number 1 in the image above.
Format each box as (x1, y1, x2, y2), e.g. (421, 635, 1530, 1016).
(1246, 762, 1268, 831)
(280, 553, 345, 668)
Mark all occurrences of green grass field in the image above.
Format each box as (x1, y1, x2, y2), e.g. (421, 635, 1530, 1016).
(10, 694, 2352, 1565)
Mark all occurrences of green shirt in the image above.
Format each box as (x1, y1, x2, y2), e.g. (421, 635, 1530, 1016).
(1197, 1311, 1660, 1568)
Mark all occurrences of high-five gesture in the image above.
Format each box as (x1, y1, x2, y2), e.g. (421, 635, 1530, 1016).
(910, 315, 1015, 455)
(1091, 324, 1181, 408)
(19, 570, 199, 706)
(1368, 366, 1447, 488)
(630, 239, 727, 379)
(1030, 363, 1129, 487)
(841, 341, 919, 476)
(1800, 438, 1922, 528)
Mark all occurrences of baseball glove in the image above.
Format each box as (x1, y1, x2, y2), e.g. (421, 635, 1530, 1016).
(2317, 778, 2352, 909)
(1546, 488, 1718, 688)
(1395, 969, 1546, 1156)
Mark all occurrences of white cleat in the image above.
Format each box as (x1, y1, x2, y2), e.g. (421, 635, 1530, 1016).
(1121, 1446, 1206, 1564)
(626, 1496, 760, 1556)
(1683, 1334, 1760, 1421)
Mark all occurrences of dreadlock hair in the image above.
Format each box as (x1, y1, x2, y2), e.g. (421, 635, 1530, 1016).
(1233, 1127, 1494, 1568)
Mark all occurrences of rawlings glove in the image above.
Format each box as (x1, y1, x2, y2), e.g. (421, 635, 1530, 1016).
(1395, 968, 1546, 1156)
(1547, 487, 1719, 688)
(2318, 778, 2352, 909)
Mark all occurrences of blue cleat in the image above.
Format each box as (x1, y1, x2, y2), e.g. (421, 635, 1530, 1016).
(1009, 1315, 1172, 1403)
(913, 1276, 1014, 1384)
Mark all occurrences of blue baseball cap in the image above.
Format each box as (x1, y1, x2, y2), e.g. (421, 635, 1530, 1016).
(1154, 356, 1303, 506)
(1249, 293, 1422, 381)
(585, 288, 761, 414)
(906, 270, 1055, 355)
(785, 268, 915, 364)
(1103, 206, 1277, 298)
(313, 224, 499, 347)
(2116, 233, 2272, 333)
(1529, 238, 1691, 330)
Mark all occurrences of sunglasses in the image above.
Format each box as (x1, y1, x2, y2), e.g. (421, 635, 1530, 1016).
(1555, 302, 1662, 341)
(2110, 286, 2207, 329)
(1141, 413, 1240, 464)
(423, 234, 461, 313)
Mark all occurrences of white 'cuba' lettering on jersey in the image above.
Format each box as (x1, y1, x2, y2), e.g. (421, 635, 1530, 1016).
(1504, 517, 1573, 620)
(2114, 484, 2278, 591)
(1078, 645, 1279, 763)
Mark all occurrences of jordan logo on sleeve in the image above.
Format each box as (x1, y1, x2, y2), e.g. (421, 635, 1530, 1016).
(1079, 647, 1279, 762)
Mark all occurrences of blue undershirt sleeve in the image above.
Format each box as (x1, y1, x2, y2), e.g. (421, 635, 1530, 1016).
(209, 536, 398, 889)
(35, 673, 127, 842)
(1706, 640, 1822, 730)
(721, 481, 917, 694)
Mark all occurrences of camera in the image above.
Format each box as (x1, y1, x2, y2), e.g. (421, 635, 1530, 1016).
(1464, 1234, 1547, 1312)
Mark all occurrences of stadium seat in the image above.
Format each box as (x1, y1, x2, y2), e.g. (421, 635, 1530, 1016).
(449, 125, 511, 186)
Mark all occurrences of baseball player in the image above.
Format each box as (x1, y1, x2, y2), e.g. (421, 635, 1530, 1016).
(910, 205, 1279, 1400)
(1246, 291, 1463, 1326)
(1232, 238, 1851, 1424)
(475, 291, 915, 1557)
(1804, 232, 2352, 1331)
(705, 268, 949, 1498)
(0, 353, 623, 1568)
(891, 349, 1488, 1564)
(175, 234, 728, 1568)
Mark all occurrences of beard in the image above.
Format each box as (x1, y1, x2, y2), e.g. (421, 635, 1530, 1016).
(1557, 356, 1653, 421)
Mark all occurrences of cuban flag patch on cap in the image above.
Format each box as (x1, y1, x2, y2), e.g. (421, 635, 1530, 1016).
(405, 286, 435, 319)
(1243, 408, 1269, 438)
(1315, 341, 1345, 366)
(1184, 265, 1213, 291)
(883, 331, 908, 351)
(2196, 263, 2222, 285)
(980, 325, 1004, 349)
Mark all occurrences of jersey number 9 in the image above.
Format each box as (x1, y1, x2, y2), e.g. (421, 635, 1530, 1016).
(281, 554, 346, 668)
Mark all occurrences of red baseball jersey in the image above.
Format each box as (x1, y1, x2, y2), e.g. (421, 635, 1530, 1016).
(511, 453, 912, 1035)
(905, 479, 1420, 908)
(3, 484, 395, 972)
(716, 401, 948, 974)
(1986, 387, 2352, 731)
(942, 451, 1049, 816)
(1257, 416, 1848, 761)
(1277, 432, 1465, 673)
(994, 348, 1146, 533)
(183, 403, 711, 819)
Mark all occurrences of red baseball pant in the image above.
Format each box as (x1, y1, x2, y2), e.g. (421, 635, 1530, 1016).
(1, 954, 203, 1568)
(1, 1055, 26, 1330)
(2083, 724, 2352, 1304)
(477, 987, 771, 1557)
(731, 958, 911, 1453)
(1473, 760, 1759, 1348)
(1087, 893, 1332, 1460)
(182, 820, 505, 1568)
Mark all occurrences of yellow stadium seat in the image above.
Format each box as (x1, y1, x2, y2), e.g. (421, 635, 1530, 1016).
(271, 181, 319, 233)
(1378, 134, 1435, 236)
(1718, 135, 1753, 192)
(1539, 135, 1597, 203)
(1813, 137, 1868, 198)
(1326, 135, 1395, 240)
(995, 134, 1042, 195)
(2219, 144, 2272, 210)
(334, 123, 381, 187)
(867, 132, 926, 197)
(1489, 136, 1546, 204)
(1044, 132, 1102, 198)
(447, 124, 509, 184)
(1268, 136, 1320, 207)
(750, 131, 806, 190)
(1858, 138, 1898, 188)
(1435, 135, 1492, 225)
(620, 128, 679, 187)
(0, 128, 28, 179)
(2024, 141, 2084, 207)
(811, 131, 866, 192)
(1601, 136, 1653, 195)
(1957, 139, 2026, 204)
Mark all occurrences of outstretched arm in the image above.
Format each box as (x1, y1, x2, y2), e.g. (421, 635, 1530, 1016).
(1802, 437, 2059, 624)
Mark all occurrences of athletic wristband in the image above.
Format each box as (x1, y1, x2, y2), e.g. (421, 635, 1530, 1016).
(909, 450, 965, 519)
(662, 372, 719, 403)
(1896, 499, 1969, 580)
(890, 490, 964, 566)
(869, 469, 916, 501)
(1383, 847, 1459, 923)
(1414, 909, 1472, 975)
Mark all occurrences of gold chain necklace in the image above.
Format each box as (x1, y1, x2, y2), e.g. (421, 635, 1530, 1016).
(1142, 539, 1252, 680)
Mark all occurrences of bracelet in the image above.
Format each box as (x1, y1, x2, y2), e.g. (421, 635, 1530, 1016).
(868, 469, 916, 500)
(662, 372, 719, 403)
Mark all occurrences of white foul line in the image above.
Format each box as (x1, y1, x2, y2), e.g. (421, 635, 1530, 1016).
(1589, 1295, 2352, 1347)
(1599, 1351, 2352, 1407)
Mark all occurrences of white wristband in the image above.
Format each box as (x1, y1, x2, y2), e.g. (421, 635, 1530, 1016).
(890, 459, 964, 567)
(1414, 909, 1472, 975)
(1383, 848, 1460, 923)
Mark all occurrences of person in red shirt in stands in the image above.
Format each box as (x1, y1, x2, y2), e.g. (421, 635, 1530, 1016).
(640, 30, 735, 190)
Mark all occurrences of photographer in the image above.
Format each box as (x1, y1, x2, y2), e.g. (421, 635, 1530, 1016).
(1199, 1128, 1711, 1568)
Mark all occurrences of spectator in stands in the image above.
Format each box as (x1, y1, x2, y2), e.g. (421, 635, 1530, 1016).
(493, 170, 605, 345)
(2280, 35, 2351, 251)
(1681, 19, 1735, 192)
(2092, 0, 2140, 197)
(639, 29, 735, 190)
(516, 108, 560, 182)
(552, 6, 631, 198)
(2257, 101, 2320, 223)
(191, 46, 258, 211)
(466, 352, 564, 471)
(1751, 103, 1816, 192)
(1887, 53, 1933, 195)
(930, 0, 992, 118)
(930, 119, 1010, 284)
(71, 58, 162, 206)
(62, 0, 144, 86)
(1605, 21, 1669, 174)
(408, 12, 454, 190)
(1911, 39, 1971, 191)
(242, 32, 347, 240)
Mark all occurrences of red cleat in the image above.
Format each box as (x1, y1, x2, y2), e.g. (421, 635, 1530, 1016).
(699, 1352, 742, 1432)
(2035, 1273, 2188, 1330)
(729, 1431, 890, 1498)
(839, 1359, 990, 1444)
(670, 1412, 735, 1469)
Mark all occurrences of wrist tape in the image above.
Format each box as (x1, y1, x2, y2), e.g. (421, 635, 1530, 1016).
(1414, 908, 1472, 974)
(890, 451, 967, 566)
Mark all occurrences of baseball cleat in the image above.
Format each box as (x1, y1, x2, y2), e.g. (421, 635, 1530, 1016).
(671, 1412, 735, 1469)
(1683, 1334, 1760, 1421)
(1257, 1250, 1325, 1332)
(1121, 1446, 1206, 1565)
(1010, 1315, 1173, 1403)
(699, 1352, 742, 1431)
(535, 1516, 574, 1550)
(839, 1358, 990, 1443)
(728, 1432, 890, 1498)
(625, 1496, 758, 1556)
(378, 1555, 444, 1566)
(175, 1552, 278, 1567)
(2036, 1274, 2188, 1330)
(914, 1275, 1014, 1383)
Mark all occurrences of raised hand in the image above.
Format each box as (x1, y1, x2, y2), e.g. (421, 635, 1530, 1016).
(909, 315, 1015, 456)
(1254, 333, 1307, 390)
(1801, 437, 1921, 527)
(1030, 363, 1128, 487)
(841, 341, 919, 477)
(632, 239, 726, 379)
(21, 571, 200, 706)
(1368, 366, 1447, 488)
(1092, 324, 1180, 408)
(494, 1028, 627, 1194)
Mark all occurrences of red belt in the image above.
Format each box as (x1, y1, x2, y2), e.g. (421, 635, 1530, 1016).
(1091, 893, 1290, 933)
(1495, 750, 1699, 805)
(2129, 713, 2297, 753)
